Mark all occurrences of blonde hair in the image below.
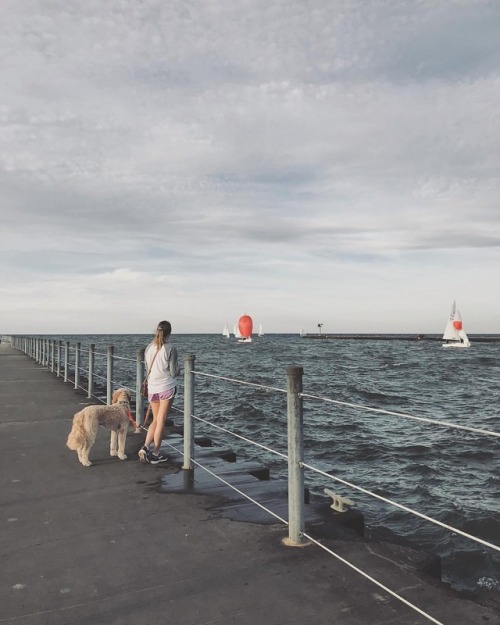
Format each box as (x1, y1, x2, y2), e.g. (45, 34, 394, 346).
(154, 320, 172, 350)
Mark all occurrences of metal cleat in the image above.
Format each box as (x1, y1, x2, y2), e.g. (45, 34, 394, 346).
(324, 488, 355, 512)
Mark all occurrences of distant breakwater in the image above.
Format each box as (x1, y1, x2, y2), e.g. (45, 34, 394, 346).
(301, 334, 500, 342)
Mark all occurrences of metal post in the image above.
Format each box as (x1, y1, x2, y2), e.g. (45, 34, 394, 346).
(64, 341, 69, 382)
(88, 344, 95, 399)
(183, 354, 195, 473)
(107, 345, 114, 405)
(56, 341, 62, 377)
(286, 365, 305, 546)
(136, 348, 145, 431)
(74, 342, 81, 390)
(50, 340, 55, 372)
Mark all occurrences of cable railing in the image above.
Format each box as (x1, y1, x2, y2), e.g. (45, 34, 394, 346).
(11, 336, 148, 430)
(178, 355, 499, 625)
(187, 365, 500, 555)
(9, 336, 499, 624)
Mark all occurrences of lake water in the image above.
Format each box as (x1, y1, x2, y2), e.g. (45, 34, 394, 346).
(42, 332, 500, 592)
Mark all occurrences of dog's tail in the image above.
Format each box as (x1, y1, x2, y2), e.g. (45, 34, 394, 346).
(66, 410, 86, 450)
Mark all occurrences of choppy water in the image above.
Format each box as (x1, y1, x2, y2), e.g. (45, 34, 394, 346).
(47, 333, 500, 592)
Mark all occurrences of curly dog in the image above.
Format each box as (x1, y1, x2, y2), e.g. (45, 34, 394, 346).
(67, 389, 132, 467)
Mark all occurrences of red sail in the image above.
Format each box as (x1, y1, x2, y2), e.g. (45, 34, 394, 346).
(238, 315, 253, 338)
(453, 320, 463, 330)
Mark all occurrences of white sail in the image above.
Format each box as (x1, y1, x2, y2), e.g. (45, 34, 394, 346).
(234, 323, 242, 338)
(222, 323, 230, 338)
(442, 301, 459, 341)
(442, 301, 471, 348)
(459, 329, 470, 347)
(258, 324, 264, 337)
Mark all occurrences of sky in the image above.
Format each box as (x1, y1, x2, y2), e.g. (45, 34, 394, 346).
(1, 0, 499, 335)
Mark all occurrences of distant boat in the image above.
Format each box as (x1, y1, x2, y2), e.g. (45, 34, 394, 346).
(238, 314, 253, 343)
(233, 323, 242, 338)
(258, 324, 264, 337)
(442, 301, 471, 348)
(300, 328, 306, 337)
(222, 323, 230, 338)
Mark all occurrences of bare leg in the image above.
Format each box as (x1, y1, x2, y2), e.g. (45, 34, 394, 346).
(144, 398, 173, 455)
(143, 401, 159, 449)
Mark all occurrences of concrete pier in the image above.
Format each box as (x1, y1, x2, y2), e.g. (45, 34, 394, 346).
(0, 343, 498, 625)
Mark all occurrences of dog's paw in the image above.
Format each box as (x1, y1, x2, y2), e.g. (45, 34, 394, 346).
(110, 450, 118, 457)
(118, 453, 127, 460)
(80, 460, 92, 467)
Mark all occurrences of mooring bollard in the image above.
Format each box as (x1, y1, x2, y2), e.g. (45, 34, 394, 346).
(183, 354, 195, 474)
(285, 365, 306, 546)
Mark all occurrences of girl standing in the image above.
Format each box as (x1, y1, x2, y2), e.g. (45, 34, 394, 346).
(139, 320, 180, 464)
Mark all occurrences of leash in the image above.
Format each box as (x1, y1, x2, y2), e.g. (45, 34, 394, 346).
(117, 397, 148, 431)
(127, 408, 139, 430)
(127, 403, 151, 432)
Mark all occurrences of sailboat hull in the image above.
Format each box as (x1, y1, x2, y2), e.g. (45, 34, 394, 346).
(442, 342, 470, 348)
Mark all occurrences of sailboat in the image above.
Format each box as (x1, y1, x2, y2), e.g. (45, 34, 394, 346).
(258, 324, 264, 337)
(237, 314, 253, 343)
(222, 323, 230, 338)
(442, 301, 471, 348)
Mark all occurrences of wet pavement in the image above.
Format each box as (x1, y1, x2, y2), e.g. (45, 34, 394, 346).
(0, 342, 498, 625)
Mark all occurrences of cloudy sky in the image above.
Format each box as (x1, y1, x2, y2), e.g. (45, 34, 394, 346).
(1, 0, 499, 335)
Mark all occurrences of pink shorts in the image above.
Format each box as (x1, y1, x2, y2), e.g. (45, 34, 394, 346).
(148, 387, 176, 402)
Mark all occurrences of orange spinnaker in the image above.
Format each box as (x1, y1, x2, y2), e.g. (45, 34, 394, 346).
(453, 320, 462, 330)
(238, 315, 253, 338)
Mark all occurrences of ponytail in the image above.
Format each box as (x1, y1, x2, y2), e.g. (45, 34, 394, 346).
(154, 320, 172, 350)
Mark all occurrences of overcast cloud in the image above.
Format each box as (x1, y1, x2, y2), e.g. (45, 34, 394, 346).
(1, 0, 499, 334)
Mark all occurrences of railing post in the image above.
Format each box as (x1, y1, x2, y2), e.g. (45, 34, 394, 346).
(56, 340, 62, 377)
(136, 348, 145, 431)
(64, 341, 69, 382)
(74, 342, 81, 390)
(183, 354, 195, 473)
(88, 344, 95, 399)
(285, 365, 306, 546)
(107, 345, 114, 405)
(50, 340, 55, 372)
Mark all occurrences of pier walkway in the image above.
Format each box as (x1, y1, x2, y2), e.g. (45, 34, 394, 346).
(0, 344, 498, 625)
